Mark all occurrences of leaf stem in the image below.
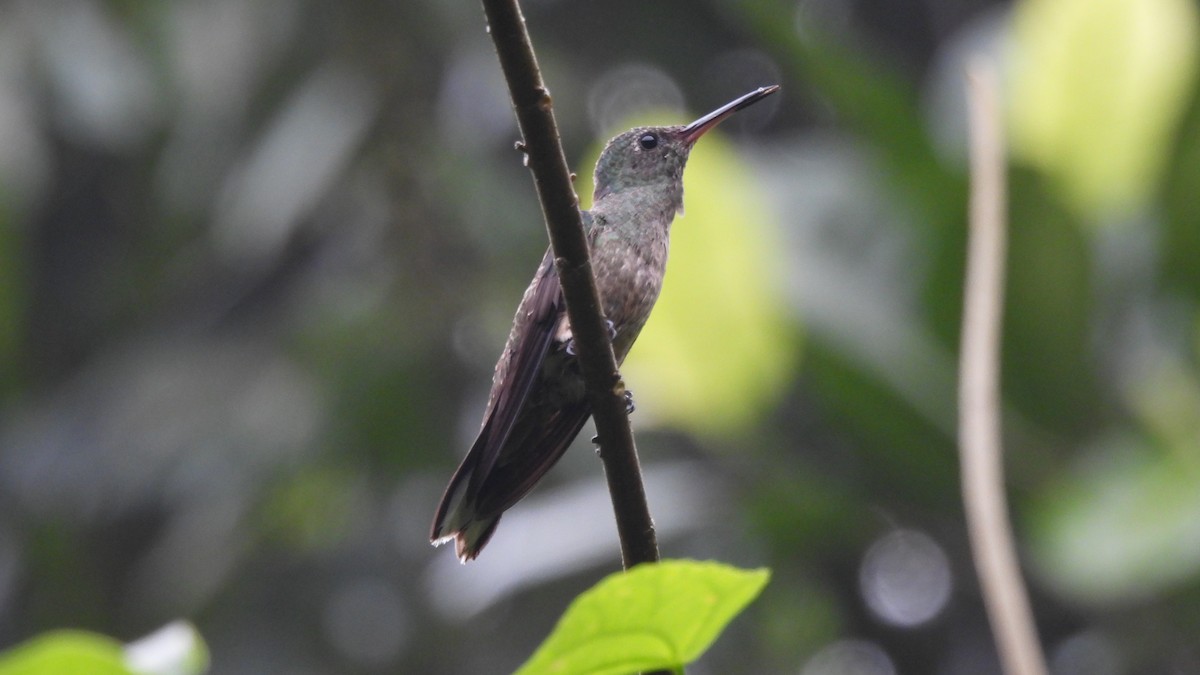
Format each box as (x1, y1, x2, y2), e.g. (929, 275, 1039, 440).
(960, 57, 1048, 675)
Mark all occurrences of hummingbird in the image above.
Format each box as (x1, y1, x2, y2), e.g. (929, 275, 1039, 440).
(431, 85, 780, 562)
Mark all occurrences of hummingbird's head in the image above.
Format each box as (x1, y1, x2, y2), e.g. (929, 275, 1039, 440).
(591, 85, 780, 204)
(592, 126, 692, 203)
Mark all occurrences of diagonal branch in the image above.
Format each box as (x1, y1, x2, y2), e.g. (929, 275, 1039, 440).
(480, 0, 661, 569)
(960, 57, 1048, 675)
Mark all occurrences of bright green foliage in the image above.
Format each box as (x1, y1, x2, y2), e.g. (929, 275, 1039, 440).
(514, 560, 770, 675)
(0, 623, 208, 675)
(0, 631, 129, 675)
(1010, 0, 1200, 218)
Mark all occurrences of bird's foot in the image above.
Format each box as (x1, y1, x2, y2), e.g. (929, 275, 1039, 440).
(565, 321, 617, 357)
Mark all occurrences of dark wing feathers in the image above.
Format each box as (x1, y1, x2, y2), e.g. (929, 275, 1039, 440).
(475, 401, 591, 516)
(434, 211, 601, 553)
(467, 249, 565, 497)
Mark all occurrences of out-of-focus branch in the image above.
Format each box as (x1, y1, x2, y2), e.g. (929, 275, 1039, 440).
(479, 0, 661, 569)
(960, 57, 1048, 675)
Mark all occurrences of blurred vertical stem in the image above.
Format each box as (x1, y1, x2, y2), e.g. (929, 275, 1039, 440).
(478, 0, 661, 570)
(960, 58, 1048, 675)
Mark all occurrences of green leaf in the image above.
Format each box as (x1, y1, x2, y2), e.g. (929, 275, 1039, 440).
(1029, 436, 1200, 605)
(0, 630, 129, 675)
(0, 623, 209, 675)
(514, 560, 770, 675)
(1009, 0, 1200, 218)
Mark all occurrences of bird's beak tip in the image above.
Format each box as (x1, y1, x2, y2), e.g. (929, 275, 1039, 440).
(681, 84, 781, 144)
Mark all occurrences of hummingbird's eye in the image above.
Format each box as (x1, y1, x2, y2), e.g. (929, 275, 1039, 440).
(638, 133, 659, 150)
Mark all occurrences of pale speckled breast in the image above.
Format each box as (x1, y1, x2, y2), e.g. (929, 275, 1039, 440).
(590, 233, 669, 363)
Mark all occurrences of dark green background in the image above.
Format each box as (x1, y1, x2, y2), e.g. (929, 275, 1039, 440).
(1, 0, 1198, 673)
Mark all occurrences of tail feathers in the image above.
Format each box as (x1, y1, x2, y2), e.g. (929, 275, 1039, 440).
(431, 514, 501, 563)
(430, 472, 502, 563)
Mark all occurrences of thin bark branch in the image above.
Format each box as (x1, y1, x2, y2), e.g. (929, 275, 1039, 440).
(960, 57, 1048, 675)
(479, 0, 660, 569)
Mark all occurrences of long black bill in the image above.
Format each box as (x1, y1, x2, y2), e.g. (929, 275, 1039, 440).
(680, 85, 780, 145)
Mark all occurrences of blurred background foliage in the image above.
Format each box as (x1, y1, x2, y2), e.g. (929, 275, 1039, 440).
(1, 0, 1199, 673)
